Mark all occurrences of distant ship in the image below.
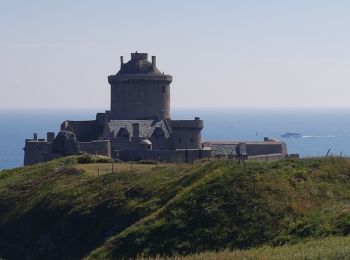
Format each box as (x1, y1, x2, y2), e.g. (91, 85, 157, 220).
(281, 132, 301, 138)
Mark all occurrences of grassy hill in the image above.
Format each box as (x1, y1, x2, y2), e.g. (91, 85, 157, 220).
(169, 236, 350, 260)
(0, 156, 350, 259)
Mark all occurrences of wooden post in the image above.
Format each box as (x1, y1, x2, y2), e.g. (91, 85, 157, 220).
(252, 174, 256, 194)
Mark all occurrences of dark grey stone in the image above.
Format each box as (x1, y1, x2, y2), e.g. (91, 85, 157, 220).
(52, 131, 78, 156)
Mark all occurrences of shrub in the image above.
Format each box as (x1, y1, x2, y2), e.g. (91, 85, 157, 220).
(77, 154, 113, 164)
(137, 160, 157, 165)
(95, 156, 113, 163)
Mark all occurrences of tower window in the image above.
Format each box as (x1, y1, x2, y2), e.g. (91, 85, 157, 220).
(162, 86, 165, 94)
(179, 138, 181, 144)
(190, 138, 194, 143)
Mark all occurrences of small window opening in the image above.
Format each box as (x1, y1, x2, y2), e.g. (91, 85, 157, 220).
(178, 138, 182, 144)
(162, 86, 165, 94)
(190, 137, 194, 143)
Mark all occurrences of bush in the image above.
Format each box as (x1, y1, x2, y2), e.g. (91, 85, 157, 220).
(137, 160, 157, 165)
(77, 154, 113, 164)
(95, 156, 113, 163)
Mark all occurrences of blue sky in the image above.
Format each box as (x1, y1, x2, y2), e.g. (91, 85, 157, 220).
(1, 1, 350, 108)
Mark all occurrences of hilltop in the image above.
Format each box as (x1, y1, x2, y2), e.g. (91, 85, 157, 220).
(1, 156, 350, 259)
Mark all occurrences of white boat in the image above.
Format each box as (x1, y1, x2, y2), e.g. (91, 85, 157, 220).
(281, 132, 301, 138)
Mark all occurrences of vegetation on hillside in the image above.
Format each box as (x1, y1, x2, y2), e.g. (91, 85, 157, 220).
(144, 236, 350, 260)
(0, 156, 350, 259)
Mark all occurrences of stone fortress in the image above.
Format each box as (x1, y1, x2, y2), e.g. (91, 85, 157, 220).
(24, 52, 287, 165)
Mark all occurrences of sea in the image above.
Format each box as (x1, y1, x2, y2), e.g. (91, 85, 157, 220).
(1, 108, 350, 170)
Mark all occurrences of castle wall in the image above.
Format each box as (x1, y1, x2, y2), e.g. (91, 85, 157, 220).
(96, 113, 107, 127)
(171, 119, 203, 149)
(61, 120, 103, 142)
(108, 76, 171, 120)
(78, 140, 111, 157)
(24, 141, 60, 165)
(204, 140, 288, 159)
(246, 143, 284, 156)
(150, 136, 171, 150)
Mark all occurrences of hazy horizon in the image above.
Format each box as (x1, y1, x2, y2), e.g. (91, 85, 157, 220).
(1, 1, 350, 109)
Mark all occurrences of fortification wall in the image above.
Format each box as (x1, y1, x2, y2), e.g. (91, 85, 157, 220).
(171, 118, 204, 129)
(24, 141, 59, 165)
(61, 120, 102, 142)
(171, 128, 202, 149)
(205, 140, 288, 158)
(246, 143, 284, 156)
(96, 113, 107, 127)
(150, 136, 172, 150)
(109, 78, 171, 120)
(170, 118, 203, 149)
(78, 140, 111, 157)
(111, 139, 139, 151)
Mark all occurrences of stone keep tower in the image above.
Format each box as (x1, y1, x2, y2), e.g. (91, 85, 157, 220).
(108, 52, 172, 120)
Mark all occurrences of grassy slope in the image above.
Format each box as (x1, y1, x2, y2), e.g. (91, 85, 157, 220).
(1, 157, 350, 259)
(170, 236, 350, 260)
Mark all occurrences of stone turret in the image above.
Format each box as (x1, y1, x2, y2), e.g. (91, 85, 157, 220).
(108, 52, 172, 120)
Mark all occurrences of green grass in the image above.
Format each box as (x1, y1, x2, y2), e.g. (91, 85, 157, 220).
(77, 161, 181, 176)
(1, 156, 350, 259)
(146, 236, 350, 260)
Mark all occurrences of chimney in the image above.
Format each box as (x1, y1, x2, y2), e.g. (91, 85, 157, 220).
(120, 56, 124, 68)
(47, 132, 55, 142)
(132, 123, 140, 140)
(152, 56, 156, 68)
(33, 133, 38, 141)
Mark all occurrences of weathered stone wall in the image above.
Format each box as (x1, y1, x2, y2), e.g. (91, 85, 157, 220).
(109, 77, 171, 120)
(111, 139, 137, 151)
(24, 141, 59, 165)
(78, 140, 111, 157)
(61, 120, 103, 142)
(246, 143, 284, 156)
(170, 119, 203, 149)
(204, 140, 288, 158)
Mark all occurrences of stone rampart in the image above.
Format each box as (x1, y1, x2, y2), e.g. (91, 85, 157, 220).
(61, 120, 103, 142)
(78, 140, 111, 157)
(24, 140, 59, 165)
(171, 118, 204, 129)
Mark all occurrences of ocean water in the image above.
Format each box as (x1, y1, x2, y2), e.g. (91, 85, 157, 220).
(1, 108, 350, 170)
